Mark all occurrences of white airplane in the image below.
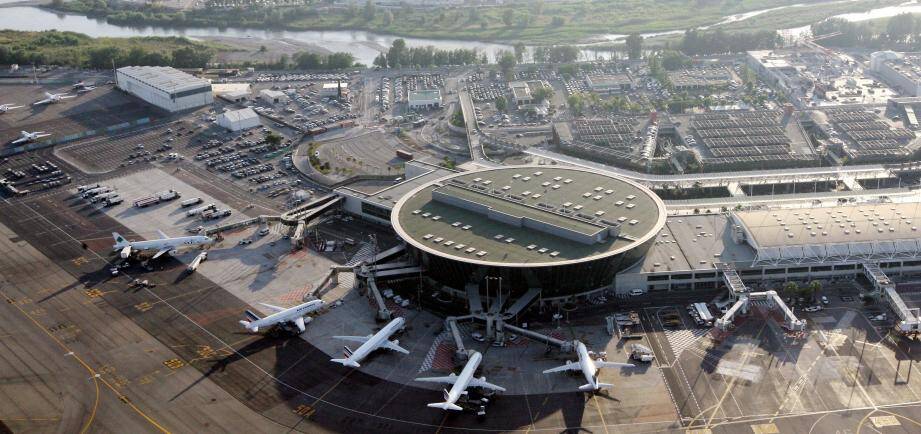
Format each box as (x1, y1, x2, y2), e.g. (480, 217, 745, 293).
(10, 130, 52, 145)
(0, 104, 23, 114)
(239, 299, 325, 333)
(112, 230, 212, 260)
(415, 350, 505, 411)
(330, 317, 408, 368)
(33, 91, 76, 105)
(76, 86, 96, 94)
(542, 340, 634, 392)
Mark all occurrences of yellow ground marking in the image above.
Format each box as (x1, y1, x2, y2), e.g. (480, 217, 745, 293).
(4, 289, 171, 434)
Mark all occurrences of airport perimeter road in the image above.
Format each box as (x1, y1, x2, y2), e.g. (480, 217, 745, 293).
(458, 90, 485, 161)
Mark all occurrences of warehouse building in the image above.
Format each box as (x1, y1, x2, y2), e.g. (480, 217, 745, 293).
(115, 66, 212, 113)
(217, 108, 260, 131)
(585, 74, 634, 94)
(319, 82, 349, 99)
(259, 89, 288, 105)
(407, 89, 442, 109)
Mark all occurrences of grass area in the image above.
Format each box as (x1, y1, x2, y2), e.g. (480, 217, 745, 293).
(719, 0, 905, 32)
(0, 30, 229, 68)
(52, 0, 906, 44)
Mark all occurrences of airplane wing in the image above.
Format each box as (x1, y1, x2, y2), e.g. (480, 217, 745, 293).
(381, 340, 409, 354)
(11, 137, 26, 145)
(151, 248, 171, 260)
(596, 361, 635, 369)
(156, 229, 168, 239)
(33, 98, 52, 105)
(258, 302, 287, 313)
(293, 316, 306, 333)
(468, 377, 507, 392)
(332, 335, 372, 344)
(542, 361, 582, 374)
(61, 95, 76, 99)
(415, 373, 459, 385)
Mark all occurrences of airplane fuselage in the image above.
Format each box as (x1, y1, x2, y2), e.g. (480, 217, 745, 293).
(444, 351, 482, 406)
(345, 317, 405, 364)
(115, 235, 211, 258)
(250, 300, 324, 330)
(576, 341, 600, 389)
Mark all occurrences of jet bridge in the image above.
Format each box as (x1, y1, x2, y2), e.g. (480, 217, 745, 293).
(716, 264, 805, 332)
(863, 262, 921, 334)
(715, 290, 805, 332)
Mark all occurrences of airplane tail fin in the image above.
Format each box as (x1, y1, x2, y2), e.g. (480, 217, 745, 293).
(243, 310, 261, 322)
(330, 358, 360, 368)
(112, 232, 128, 247)
(238, 320, 258, 332)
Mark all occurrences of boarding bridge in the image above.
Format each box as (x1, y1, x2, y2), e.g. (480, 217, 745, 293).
(719, 263, 748, 300)
(715, 290, 805, 332)
(863, 262, 921, 334)
(368, 244, 406, 265)
(502, 288, 541, 320)
(291, 219, 306, 249)
(281, 195, 341, 225)
(360, 265, 392, 321)
(445, 316, 472, 361)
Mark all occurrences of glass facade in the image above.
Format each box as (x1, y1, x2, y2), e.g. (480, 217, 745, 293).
(409, 237, 655, 297)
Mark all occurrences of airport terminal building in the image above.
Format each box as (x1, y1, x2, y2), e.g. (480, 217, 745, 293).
(378, 166, 667, 296)
(116, 66, 213, 113)
(335, 163, 921, 305)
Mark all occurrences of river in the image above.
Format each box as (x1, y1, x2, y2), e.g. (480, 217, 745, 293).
(1, 1, 921, 64)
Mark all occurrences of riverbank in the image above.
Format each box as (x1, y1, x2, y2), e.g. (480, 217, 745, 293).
(36, 0, 902, 46)
(204, 36, 331, 65)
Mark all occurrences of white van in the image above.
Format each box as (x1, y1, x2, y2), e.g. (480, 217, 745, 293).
(628, 289, 646, 297)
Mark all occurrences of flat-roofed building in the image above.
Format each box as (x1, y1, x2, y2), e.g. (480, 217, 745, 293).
(586, 74, 634, 93)
(391, 166, 666, 296)
(259, 89, 288, 104)
(319, 82, 349, 99)
(217, 107, 260, 131)
(115, 66, 213, 112)
(407, 89, 442, 109)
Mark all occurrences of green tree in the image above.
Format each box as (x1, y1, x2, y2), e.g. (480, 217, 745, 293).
(373, 52, 388, 68)
(387, 38, 407, 68)
(265, 132, 283, 146)
(383, 10, 393, 26)
(513, 42, 526, 64)
(531, 85, 554, 103)
(887, 13, 915, 43)
(567, 93, 585, 115)
(496, 50, 517, 78)
(495, 95, 507, 112)
(551, 16, 564, 27)
(625, 33, 643, 60)
(782, 281, 799, 299)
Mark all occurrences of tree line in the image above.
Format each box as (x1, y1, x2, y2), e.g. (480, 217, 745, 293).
(813, 14, 921, 49)
(373, 39, 484, 68)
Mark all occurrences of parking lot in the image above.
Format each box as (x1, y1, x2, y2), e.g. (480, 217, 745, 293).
(251, 81, 359, 134)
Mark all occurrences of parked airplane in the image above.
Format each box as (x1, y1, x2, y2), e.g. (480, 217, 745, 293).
(112, 230, 212, 260)
(239, 299, 325, 333)
(33, 91, 75, 105)
(542, 340, 634, 392)
(76, 86, 96, 94)
(330, 317, 408, 368)
(415, 350, 505, 411)
(0, 103, 23, 114)
(10, 130, 52, 145)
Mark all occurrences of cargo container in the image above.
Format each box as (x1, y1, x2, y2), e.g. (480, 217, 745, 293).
(134, 196, 160, 208)
(103, 195, 123, 207)
(187, 203, 216, 217)
(180, 197, 203, 207)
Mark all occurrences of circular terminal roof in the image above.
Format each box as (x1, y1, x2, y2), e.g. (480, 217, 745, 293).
(391, 166, 666, 267)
